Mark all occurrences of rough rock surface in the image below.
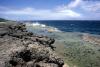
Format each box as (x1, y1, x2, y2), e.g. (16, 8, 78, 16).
(82, 33, 100, 45)
(0, 22, 64, 67)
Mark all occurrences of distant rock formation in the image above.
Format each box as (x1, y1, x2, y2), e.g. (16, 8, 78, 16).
(0, 22, 64, 67)
(82, 33, 100, 45)
(0, 18, 8, 22)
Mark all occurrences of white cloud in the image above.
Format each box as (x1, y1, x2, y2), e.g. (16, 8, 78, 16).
(0, 7, 81, 20)
(67, 0, 100, 13)
(1, 0, 100, 20)
(65, 0, 100, 20)
(81, 2, 100, 13)
(67, 0, 82, 8)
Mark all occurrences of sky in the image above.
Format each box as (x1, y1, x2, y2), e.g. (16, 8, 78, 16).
(0, 0, 100, 20)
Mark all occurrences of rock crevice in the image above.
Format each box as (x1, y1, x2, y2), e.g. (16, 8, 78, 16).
(0, 22, 64, 67)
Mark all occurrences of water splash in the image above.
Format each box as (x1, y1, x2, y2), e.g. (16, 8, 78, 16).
(25, 22, 61, 32)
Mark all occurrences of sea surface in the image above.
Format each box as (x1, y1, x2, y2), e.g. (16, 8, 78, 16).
(26, 20, 100, 35)
(25, 20, 100, 67)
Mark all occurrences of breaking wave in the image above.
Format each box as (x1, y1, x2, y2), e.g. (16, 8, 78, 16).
(25, 22, 61, 32)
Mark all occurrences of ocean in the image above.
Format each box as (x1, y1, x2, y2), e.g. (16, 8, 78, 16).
(26, 20, 100, 35)
(25, 20, 100, 67)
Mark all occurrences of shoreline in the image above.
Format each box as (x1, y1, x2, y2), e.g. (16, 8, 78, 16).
(0, 22, 64, 67)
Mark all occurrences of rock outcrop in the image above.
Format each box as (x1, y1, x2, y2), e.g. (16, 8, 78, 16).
(0, 22, 64, 67)
(82, 33, 100, 45)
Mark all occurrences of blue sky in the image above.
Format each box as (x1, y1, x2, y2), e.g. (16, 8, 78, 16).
(0, 0, 100, 20)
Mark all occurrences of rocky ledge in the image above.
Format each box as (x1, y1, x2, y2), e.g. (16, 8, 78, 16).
(0, 22, 64, 67)
(82, 33, 100, 45)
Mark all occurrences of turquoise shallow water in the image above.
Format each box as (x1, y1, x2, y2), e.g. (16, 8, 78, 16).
(26, 22, 100, 67)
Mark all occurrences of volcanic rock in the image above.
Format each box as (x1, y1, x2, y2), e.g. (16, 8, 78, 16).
(0, 22, 64, 67)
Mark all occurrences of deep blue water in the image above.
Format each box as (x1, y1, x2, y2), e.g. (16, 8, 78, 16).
(30, 20, 100, 35)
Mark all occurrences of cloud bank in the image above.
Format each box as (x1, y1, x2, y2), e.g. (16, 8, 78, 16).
(0, 0, 100, 20)
(0, 6, 81, 20)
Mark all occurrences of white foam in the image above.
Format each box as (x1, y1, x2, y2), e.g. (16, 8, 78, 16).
(26, 22, 61, 32)
(32, 22, 46, 27)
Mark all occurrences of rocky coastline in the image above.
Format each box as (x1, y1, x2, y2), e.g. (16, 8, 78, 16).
(0, 22, 64, 67)
(82, 33, 100, 45)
